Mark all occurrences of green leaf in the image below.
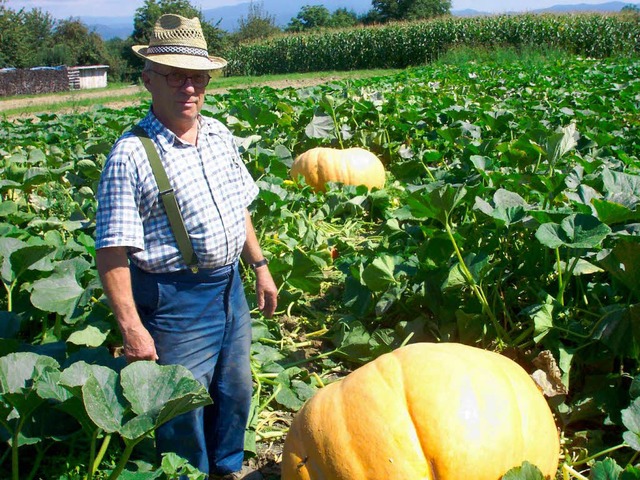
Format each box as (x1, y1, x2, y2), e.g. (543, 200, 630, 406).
(30, 265, 84, 316)
(0, 352, 59, 394)
(602, 168, 640, 196)
(593, 198, 640, 225)
(593, 304, 640, 358)
(362, 255, 397, 292)
(0, 238, 30, 284)
(502, 461, 545, 480)
(590, 457, 624, 479)
(331, 320, 376, 363)
(599, 241, 640, 296)
(82, 369, 126, 434)
(0, 353, 60, 443)
(305, 111, 335, 139)
(66, 325, 109, 347)
(119, 362, 211, 440)
(622, 397, 640, 451)
(545, 123, 578, 165)
(442, 252, 490, 290)
(530, 302, 554, 343)
(59, 362, 117, 434)
(535, 214, 611, 249)
(274, 367, 316, 410)
(406, 184, 467, 226)
(287, 249, 324, 295)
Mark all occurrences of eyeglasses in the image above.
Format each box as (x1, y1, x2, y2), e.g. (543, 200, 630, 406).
(150, 70, 211, 88)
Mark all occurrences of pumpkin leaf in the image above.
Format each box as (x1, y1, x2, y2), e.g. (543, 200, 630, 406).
(362, 255, 398, 292)
(622, 397, 640, 451)
(502, 461, 545, 480)
(589, 458, 624, 480)
(66, 324, 109, 347)
(545, 123, 578, 166)
(535, 214, 611, 249)
(598, 241, 640, 296)
(406, 184, 467, 226)
(305, 111, 335, 139)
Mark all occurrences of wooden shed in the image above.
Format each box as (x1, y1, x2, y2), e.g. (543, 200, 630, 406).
(68, 65, 110, 90)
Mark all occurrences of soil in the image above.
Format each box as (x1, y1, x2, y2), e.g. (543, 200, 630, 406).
(0, 76, 346, 119)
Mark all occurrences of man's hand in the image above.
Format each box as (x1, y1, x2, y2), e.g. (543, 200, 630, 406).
(121, 323, 159, 363)
(255, 266, 278, 318)
(96, 246, 159, 363)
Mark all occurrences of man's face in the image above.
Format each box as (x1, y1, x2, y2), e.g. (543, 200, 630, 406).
(142, 64, 207, 128)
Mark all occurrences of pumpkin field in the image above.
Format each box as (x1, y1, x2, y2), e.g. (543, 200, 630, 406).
(1, 48, 639, 479)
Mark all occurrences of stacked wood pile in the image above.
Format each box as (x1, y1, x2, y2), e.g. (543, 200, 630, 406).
(0, 67, 69, 97)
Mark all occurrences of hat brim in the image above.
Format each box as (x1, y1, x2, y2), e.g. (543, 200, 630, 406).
(132, 45, 227, 71)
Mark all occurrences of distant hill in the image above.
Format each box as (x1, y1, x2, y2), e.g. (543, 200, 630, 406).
(534, 0, 635, 11)
(204, 0, 371, 32)
(83, 1, 640, 39)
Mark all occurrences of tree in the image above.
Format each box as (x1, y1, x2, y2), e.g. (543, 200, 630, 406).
(286, 5, 331, 32)
(49, 19, 110, 66)
(235, 1, 280, 43)
(371, 0, 451, 22)
(0, 3, 56, 68)
(328, 8, 359, 29)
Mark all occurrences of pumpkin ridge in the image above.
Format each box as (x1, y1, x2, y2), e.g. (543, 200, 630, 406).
(393, 351, 434, 480)
(498, 360, 528, 467)
(336, 380, 368, 479)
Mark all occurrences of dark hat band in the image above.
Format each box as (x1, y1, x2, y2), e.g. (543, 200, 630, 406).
(146, 45, 209, 58)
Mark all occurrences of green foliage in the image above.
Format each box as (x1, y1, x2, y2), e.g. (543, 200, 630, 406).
(372, 0, 452, 22)
(286, 5, 361, 33)
(330, 8, 360, 29)
(0, 3, 55, 68)
(621, 5, 640, 14)
(287, 5, 332, 32)
(225, 13, 640, 76)
(233, 1, 280, 43)
(0, 3, 111, 69)
(1, 52, 640, 478)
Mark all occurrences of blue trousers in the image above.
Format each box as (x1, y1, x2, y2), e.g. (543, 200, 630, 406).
(130, 262, 252, 476)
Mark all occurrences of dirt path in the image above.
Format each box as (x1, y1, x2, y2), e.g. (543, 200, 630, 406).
(0, 76, 346, 118)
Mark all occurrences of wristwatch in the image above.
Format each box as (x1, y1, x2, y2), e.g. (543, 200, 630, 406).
(250, 258, 269, 270)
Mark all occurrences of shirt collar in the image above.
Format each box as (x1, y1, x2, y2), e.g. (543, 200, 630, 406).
(140, 109, 206, 151)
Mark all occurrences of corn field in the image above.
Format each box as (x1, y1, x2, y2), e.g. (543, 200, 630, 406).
(224, 13, 640, 76)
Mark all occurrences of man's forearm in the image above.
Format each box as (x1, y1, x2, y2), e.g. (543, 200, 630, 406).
(241, 209, 267, 266)
(96, 247, 139, 326)
(96, 247, 158, 361)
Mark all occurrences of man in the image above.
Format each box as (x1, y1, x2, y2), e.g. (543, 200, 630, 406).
(95, 14, 277, 480)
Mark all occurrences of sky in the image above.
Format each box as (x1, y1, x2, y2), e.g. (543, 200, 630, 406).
(5, 0, 637, 19)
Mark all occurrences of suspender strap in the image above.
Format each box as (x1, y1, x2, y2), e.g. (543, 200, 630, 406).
(131, 125, 198, 271)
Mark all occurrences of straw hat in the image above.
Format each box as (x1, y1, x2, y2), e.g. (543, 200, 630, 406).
(132, 14, 227, 71)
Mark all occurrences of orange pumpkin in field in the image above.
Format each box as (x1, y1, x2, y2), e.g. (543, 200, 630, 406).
(291, 147, 386, 192)
(281, 342, 560, 480)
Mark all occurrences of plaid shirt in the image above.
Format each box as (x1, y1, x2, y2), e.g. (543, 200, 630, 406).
(95, 111, 258, 273)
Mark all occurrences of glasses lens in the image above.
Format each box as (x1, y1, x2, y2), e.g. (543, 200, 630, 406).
(192, 74, 210, 87)
(167, 72, 186, 87)
(164, 72, 210, 88)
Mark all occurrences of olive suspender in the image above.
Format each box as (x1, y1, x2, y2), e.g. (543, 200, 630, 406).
(132, 125, 199, 272)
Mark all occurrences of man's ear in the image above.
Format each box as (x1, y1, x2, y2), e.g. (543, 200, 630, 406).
(142, 71, 152, 91)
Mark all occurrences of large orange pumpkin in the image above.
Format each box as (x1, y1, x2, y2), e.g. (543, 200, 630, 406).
(281, 342, 559, 480)
(290, 147, 385, 192)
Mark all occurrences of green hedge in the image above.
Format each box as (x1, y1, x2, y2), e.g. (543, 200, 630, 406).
(224, 13, 640, 76)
